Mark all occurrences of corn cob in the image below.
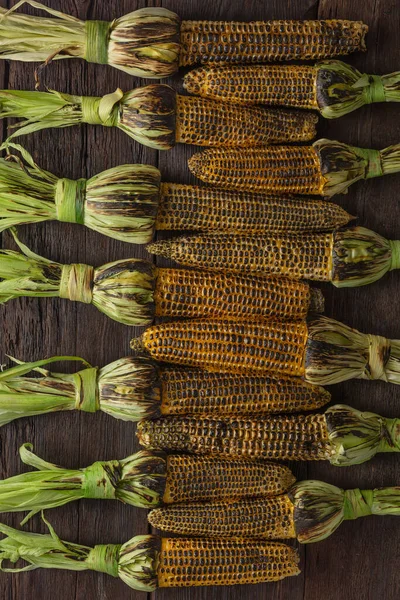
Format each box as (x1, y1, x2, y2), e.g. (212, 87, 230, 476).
(147, 226, 400, 288)
(180, 20, 368, 67)
(184, 61, 400, 118)
(0, 4, 367, 77)
(0, 444, 296, 519)
(137, 404, 400, 466)
(149, 480, 400, 543)
(0, 233, 326, 324)
(154, 268, 325, 320)
(0, 519, 300, 589)
(0, 87, 317, 151)
(156, 183, 352, 234)
(159, 369, 330, 416)
(188, 139, 400, 197)
(149, 495, 296, 539)
(0, 147, 352, 242)
(0, 355, 330, 427)
(130, 315, 400, 386)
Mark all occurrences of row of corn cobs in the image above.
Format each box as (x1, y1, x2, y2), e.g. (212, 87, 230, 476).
(0, 3, 398, 594)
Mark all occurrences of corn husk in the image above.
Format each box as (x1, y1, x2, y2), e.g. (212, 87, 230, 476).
(0, 144, 161, 243)
(0, 3, 181, 79)
(188, 139, 400, 197)
(0, 355, 162, 426)
(0, 444, 167, 523)
(290, 480, 400, 543)
(0, 515, 160, 591)
(0, 231, 156, 325)
(184, 60, 400, 118)
(305, 315, 400, 386)
(0, 86, 178, 150)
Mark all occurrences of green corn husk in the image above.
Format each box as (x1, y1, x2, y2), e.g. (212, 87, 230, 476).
(290, 480, 400, 543)
(0, 2, 181, 79)
(0, 444, 167, 523)
(0, 86, 177, 150)
(0, 230, 157, 325)
(314, 139, 400, 196)
(184, 60, 400, 118)
(0, 515, 160, 591)
(305, 315, 400, 385)
(147, 226, 400, 288)
(0, 144, 161, 243)
(0, 355, 162, 426)
(136, 404, 400, 466)
(188, 139, 400, 197)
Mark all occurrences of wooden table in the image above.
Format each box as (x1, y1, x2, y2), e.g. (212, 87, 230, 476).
(0, 0, 399, 599)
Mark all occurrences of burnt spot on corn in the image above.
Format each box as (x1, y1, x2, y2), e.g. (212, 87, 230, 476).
(317, 65, 360, 109)
(179, 20, 368, 67)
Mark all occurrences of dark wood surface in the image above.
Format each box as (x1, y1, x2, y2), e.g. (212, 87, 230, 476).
(0, 0, 399, 599)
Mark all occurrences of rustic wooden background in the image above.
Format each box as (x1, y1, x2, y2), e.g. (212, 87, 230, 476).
(0, 0, 399, 598)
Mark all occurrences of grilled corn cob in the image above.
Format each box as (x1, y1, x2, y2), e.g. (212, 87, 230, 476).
(0, 444, 296, 519)
(137, 404, 400, 465)
(149, 480, 400, 543)
(0, 233, 325, 324)
(157, 183, 352, 233)
(0, 355, 330, 427)
(0, 519, 300, 589)
(0, 4, 367, 77)
(184, 61, 400, 118)
(188, 139, 400, 197)
(0, 147, 352, 242)
(130, 315, 400, 386)
(0, 86, 317, 151)
(180, 20, 367, 67)
(147, 226, 400, 288)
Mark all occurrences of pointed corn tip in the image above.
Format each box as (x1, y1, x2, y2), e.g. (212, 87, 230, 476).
(188, 151, 209, 178)
(146, 239, 173, 259)
(183, 69, 205, 96)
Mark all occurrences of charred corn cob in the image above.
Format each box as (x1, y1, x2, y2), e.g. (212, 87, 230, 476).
(188, 139, 400, 197)
(156, 183, 352, 234)
(0, 86, 317, 151)
(149, 480, 400, 543)
(0, 519, 300, 589)
(0, 232, 326, 324)
(180, 20, 367, 67)
(137, 404, 400, 465)
(0, 4, 367, 77)
(184, 61, 400, 118)
(0, 445, 296, 519)
(0, 355, 330, 427)
(0, 147, 352, 242)
(147, 226, 400, 288)
(130, 315, 400, 386)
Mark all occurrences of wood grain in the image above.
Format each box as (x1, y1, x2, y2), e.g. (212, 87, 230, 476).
(0, 0, 398, 599)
